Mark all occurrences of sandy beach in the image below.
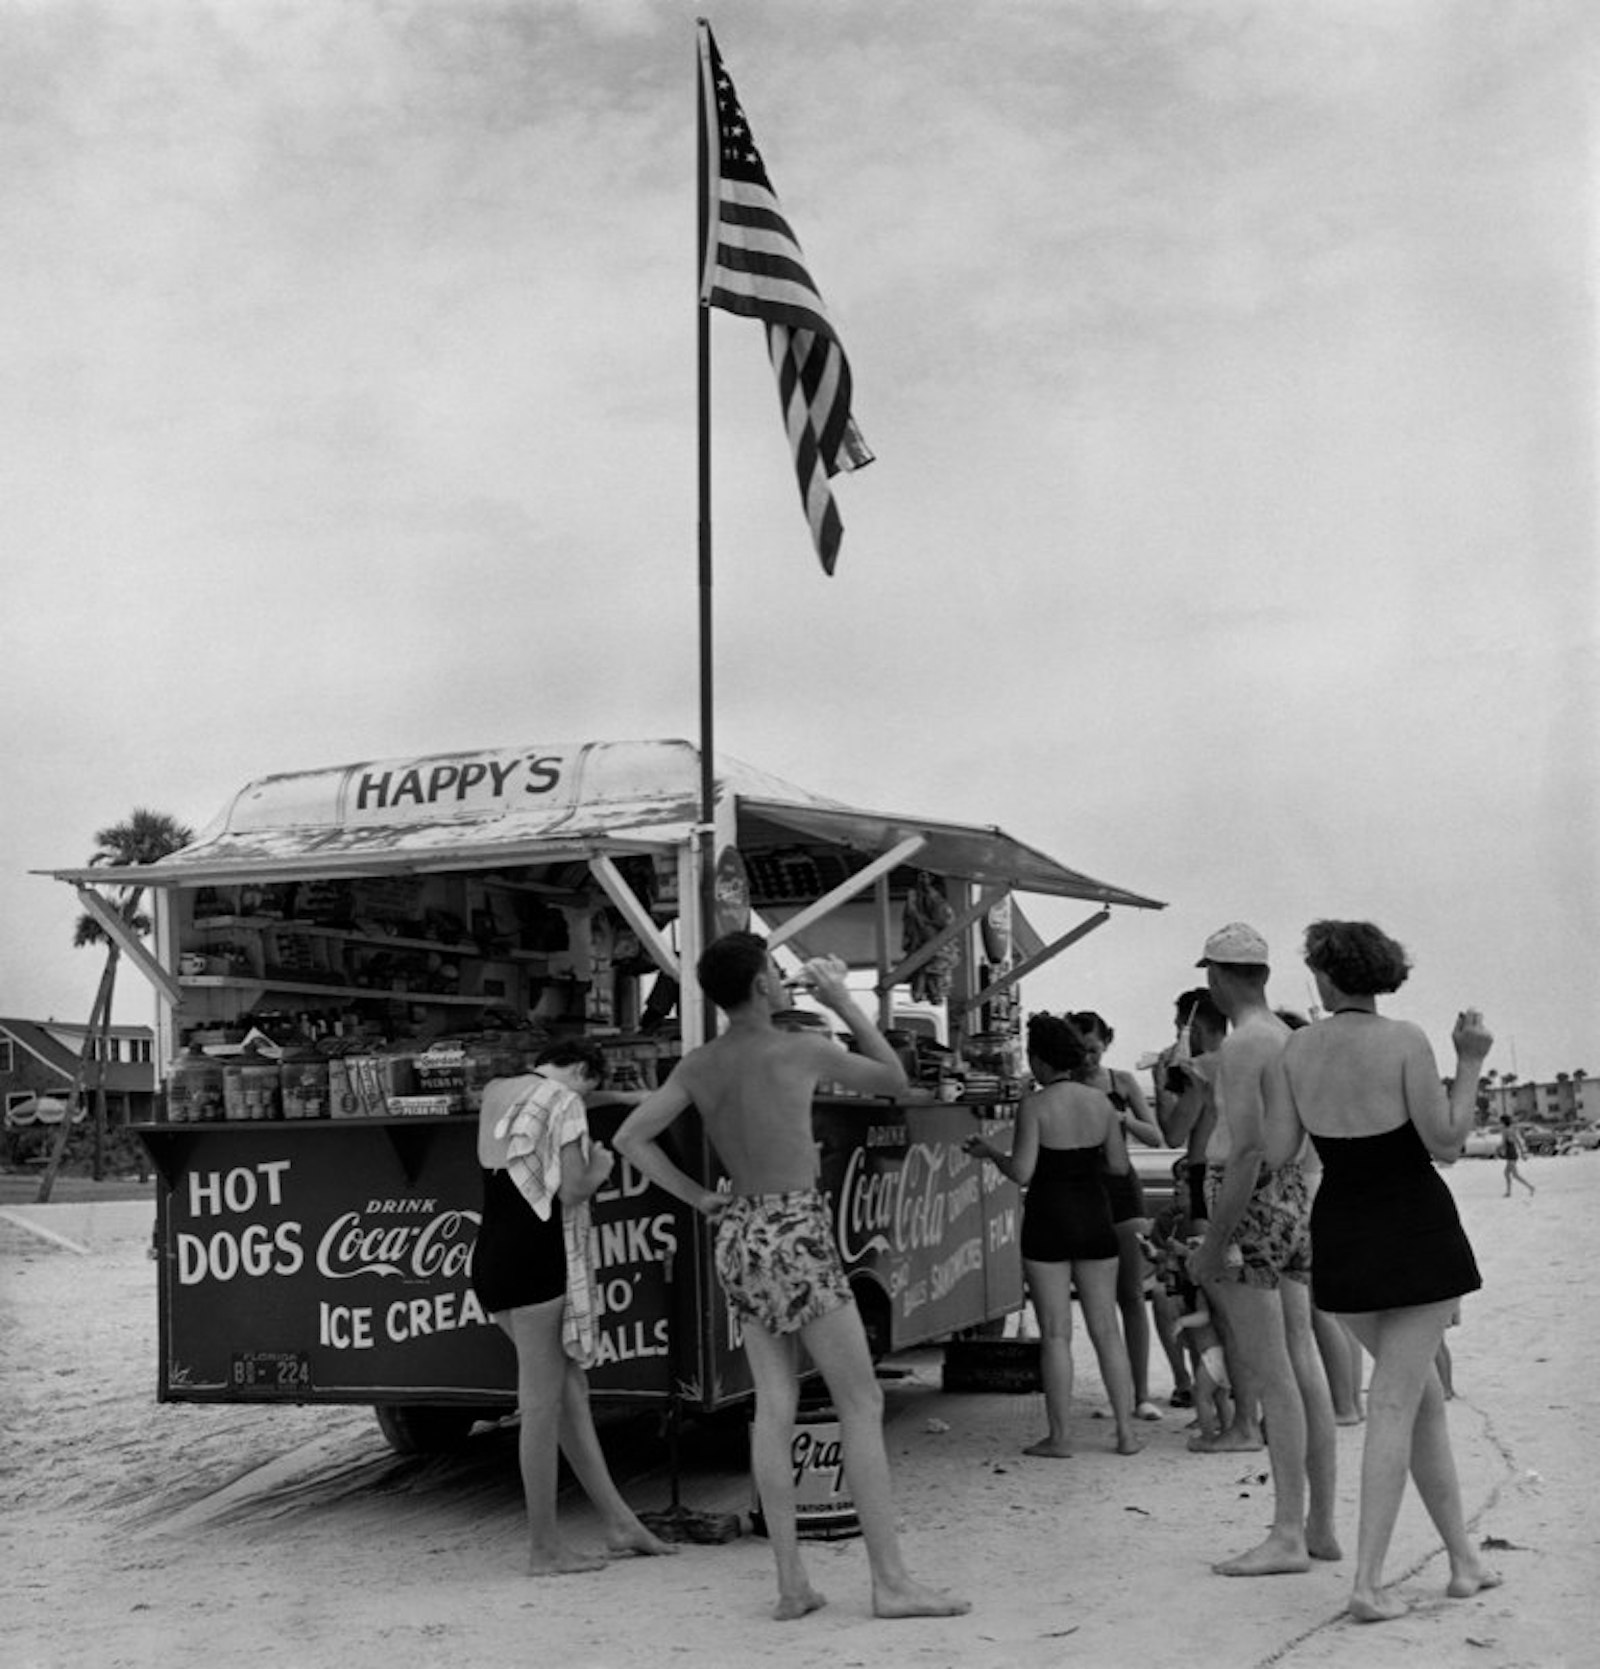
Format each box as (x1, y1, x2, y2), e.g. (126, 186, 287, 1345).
(1, 1152, 1592, 1669)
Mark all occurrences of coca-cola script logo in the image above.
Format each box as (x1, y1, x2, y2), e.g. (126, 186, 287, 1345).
(315, 1209, 481, 1281)
(836, 1143, 947, 1263)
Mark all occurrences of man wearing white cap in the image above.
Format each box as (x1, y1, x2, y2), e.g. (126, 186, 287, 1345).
(1187, 923, 1341, 1577)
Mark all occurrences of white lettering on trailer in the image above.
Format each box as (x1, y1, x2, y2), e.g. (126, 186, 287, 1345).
(187, 1161, 291, 1217)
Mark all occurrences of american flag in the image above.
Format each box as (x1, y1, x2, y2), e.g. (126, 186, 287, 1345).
(699, 25, 872, 575)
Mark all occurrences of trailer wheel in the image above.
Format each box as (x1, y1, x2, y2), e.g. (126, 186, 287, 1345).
(374, 1403, 479, 1455)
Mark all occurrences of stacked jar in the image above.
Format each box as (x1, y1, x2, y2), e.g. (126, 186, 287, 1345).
(166, 1047, 226, 1123)
(280, 1049, 330, 1120)
(224, 1045, 282, 1121)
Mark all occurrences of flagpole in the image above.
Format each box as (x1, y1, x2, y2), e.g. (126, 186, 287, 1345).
(695, 21, 717, 952)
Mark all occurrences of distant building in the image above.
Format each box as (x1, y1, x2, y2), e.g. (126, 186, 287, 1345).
(1, 1015, 157, 1133)
(1479, 1072, 1590, 1126)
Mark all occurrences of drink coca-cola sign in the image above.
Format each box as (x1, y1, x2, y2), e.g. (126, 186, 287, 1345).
(835, 1140, 948, 1262)
(315, 1207, 479, 1282)
(816, 1102, 1023, 1350)
(155, 1122, 682, 1401)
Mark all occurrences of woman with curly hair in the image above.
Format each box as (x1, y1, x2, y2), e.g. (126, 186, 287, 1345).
(1271, 920, 1500, 1622)
(964, 1014, 1142, 1457)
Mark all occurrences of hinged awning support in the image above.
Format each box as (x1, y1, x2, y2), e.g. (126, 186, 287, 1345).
(587, 854, 681, 981)
(958, 907, 1111, 1016)
(73, 885, 184, 1007)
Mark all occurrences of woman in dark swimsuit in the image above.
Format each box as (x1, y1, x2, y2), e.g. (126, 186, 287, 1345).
(474, 1039, 674, 1575)
(1069, 1011, 1167, 1420)
(965, 1015, 1141, 1458)
(1274, 921, 1499, 1623)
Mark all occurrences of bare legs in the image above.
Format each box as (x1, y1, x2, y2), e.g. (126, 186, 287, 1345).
(1024, 1257, 1139, 1456)
(1112, 1219, 1157, 1414)
(500, 1305, 675, 1575)
(1503, 1160, 1535, 1198)
(1339, 1304, 1499, 1622)
(555, 1359, 677, 1558)
(1189, 1277, 1264, 1452)
(743, 1304, 969, 1622)
(1151, 1284, 1195, 1404)
(1280, 1278, 1341, 1562)
(1314, 1306, 1365, 1423)
(1022, 1259, 1077, 1457)
(503, 1302, 608, 1574)
(1077, 1257, 1143, 1453)
(1206, 1279, 1339, 1575)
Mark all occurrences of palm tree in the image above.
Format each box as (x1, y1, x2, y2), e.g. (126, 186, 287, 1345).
(41, 808, 193, 1197)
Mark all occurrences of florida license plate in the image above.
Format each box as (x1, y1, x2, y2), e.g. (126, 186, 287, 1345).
(230, 1351, 312, 1393)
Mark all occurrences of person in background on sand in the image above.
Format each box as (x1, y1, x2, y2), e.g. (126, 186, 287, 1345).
(471, 1039, 677, 1575)
(965, 1014, 1144, 1459)
(1273, 919, 1499, 1623)
(1067, 1010, 1166, 1422)
(1498, 1113, 1536, 1198)
(615, 934, 968, 1624)
(1186, 923, 1341, 1577)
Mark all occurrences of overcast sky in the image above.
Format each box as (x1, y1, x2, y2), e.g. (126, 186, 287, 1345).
(1, 0, 1594, 1083)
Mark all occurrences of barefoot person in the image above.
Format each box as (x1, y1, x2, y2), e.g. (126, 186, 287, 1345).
(1067, 1010, 1166, 1422)
(1156, 990, 1263, 1447)
(472, 1040, 677, 1575)
(1498, 1113, 1537, 1198)
(964, 1014, 1143, 1458)
(615, 933, 968, 1623)
(1185, 923, 1340, 1577)
(1276, 920, 1499, 1622)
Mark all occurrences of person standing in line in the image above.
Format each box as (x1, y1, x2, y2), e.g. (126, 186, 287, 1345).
(615, 934, 968, 1624)
(1498, 1113, 1536, 1198)
(1279, 1008, 1366, 1426)
(1068, 1010, 1166, 1422)
(965, 1013, 1144, 1458)
(1186, 923, 1340, 1576)
(1274, 919, 1499, 1622)
(1159, 987, 1265, 1451)
(471, 1040, 677, 1575)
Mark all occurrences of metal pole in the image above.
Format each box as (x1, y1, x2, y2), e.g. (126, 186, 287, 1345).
(696, 22, 717, 953)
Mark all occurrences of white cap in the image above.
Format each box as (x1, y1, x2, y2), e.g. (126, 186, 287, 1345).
(1196, 922, 1269, 966)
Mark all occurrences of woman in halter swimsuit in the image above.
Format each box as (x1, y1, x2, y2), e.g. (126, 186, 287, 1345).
(965, 1014, 1142, 1458)
(1273, 920, 1499, 1624)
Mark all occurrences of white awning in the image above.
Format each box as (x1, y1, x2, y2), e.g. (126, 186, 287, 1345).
(42, 738, 1164, 910)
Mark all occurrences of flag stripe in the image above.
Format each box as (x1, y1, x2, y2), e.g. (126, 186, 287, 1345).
(699, 24, 868, 574)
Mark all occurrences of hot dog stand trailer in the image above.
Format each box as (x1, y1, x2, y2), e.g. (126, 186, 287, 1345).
(48, 739, 1163, 1449)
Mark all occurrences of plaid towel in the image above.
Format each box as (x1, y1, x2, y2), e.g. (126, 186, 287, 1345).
(493, 1074, 600, 1368)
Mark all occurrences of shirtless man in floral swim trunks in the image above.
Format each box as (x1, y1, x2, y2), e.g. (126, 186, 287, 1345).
(1185, 923, 1341, 1578)
(616, 931, 969, 1624)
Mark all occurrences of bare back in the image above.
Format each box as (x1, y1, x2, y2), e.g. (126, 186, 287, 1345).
(1206, 1009, 1290, 1166)
(1282, 1013, 1448, 1146)
(675, 1028, 849, 1194)
(1030, 1080, 1117, 1151)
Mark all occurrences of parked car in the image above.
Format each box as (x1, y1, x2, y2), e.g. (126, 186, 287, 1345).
(1556, 1125, 1600, 1155)
(1462, 1129, 1502, 1159)
(1521, 1123, 1560, 1156)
